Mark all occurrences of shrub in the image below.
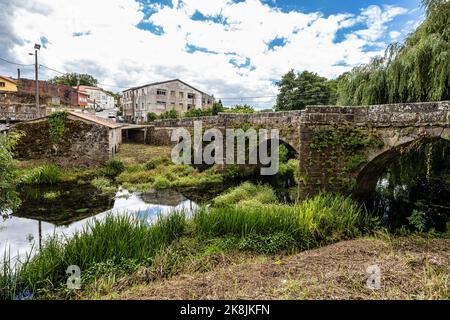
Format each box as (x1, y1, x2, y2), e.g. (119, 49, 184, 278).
(0, 131, 24, 212)
(147, 112, 157, 122)
(159, 109, 178, 119)
(103, 159, 125, 178)
(153, 176, 172, 189)
(407, 210, 427, 232)
(91, 177, 116, 194)
(183, 108, 213, 118)
(145, 156, 171, 170)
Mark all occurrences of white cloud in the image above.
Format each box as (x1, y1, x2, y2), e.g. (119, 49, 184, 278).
(389, 30, 401, 40)
(2, 0, 410, 108)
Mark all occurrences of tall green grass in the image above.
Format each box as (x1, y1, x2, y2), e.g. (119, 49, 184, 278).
(196, 192, 374, 250)
(20, 165, 61, 185)
(212, 182, 278, 207)
(1, 182, 376, 299)
(4, 213, 186, 296)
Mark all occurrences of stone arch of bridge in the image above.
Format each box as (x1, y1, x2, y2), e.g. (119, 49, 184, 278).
(354, 126, 450, 199)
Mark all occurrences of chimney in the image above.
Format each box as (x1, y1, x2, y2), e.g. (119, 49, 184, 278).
(17, 68, 21, 80)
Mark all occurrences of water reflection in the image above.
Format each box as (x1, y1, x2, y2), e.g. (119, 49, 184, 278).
(369, 139, 450, 231)
(0, 188, 198, 262)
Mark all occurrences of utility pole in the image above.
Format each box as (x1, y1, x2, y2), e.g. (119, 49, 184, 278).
(34, 44, 41, 114)
(29, 44, 41, 116)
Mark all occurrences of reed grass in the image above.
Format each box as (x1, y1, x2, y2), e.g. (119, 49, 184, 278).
(1, 182, 375, 299)
(3, 213, 186, 297)
(20, 165, 61, 185)
(195, 192, 373, 250)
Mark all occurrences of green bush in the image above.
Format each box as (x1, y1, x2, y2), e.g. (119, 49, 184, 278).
(91, 177, 116, 194)
(147, 112, 158, 122)
(183, 108, 213, 118)
(407, 210, 427, 232)
(103, 159, 125, 177)
(159, 109, 178, 119)
(145, 156, 171, 170)
(0, 131, 24, 212)
(153, 176, 172, 189)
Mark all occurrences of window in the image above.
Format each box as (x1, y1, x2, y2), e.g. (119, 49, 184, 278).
(170, 91, 176, 97)
(179, 103, 184, 109)
(157, 89, 166, 96)
(187, 104, 194, 110)
(187, 93, 195, 99)
(141, 102, 144, 110)
(179, 92, 184, 99)
(0, 82, 5, 87)
(171, 102, 175, 106)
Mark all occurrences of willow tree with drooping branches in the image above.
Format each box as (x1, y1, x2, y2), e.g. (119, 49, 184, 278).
(337, 0, 449, 105)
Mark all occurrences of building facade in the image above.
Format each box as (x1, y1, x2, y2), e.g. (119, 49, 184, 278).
(75, 86, 115, 110)
(0, 76, 18, 92)
(121, 79, 214, 123)
(17, 78, 79, 107)
(13, 111, 124, 166)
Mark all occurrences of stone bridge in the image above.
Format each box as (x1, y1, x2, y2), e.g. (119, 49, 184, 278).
(146, 101, 450, 199)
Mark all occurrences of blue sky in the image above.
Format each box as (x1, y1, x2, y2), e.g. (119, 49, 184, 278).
(0, 0, 424, 108)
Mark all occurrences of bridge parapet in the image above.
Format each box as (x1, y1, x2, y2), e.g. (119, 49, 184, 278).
(301, 101, 450, 126)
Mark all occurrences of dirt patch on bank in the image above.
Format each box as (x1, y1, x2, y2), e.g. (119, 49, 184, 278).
(111, 236, 449, 300)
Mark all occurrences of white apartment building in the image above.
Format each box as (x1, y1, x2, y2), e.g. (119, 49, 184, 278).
(121, 79, 215, 123)
(76, 86, 116, 110)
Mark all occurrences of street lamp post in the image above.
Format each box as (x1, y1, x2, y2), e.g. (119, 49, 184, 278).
(29, 44, 41, 116)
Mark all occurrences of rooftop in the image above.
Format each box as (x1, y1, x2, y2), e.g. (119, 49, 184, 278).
(0, 75, 17, 84)
(67, 111, 124, 129)
(124, 78, 210, 95)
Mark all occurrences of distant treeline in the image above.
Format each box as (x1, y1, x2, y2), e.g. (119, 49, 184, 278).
(275, 0, 449, 110)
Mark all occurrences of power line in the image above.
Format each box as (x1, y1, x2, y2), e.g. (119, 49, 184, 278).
(0, 56, 34, 67)
(39, 64, 128, 90)
(218, 95, 278, 100)
(218, 92, 330, 101)
(4, 56, 330, 101)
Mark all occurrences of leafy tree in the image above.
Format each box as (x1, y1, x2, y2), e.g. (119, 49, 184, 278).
(275, 70, 337, 111)
(0, 131, 24, 215)
(336, 0, 449, 105)
(211, 100, 224, 115)
(159, 109, 178, 119)
(224, 104, 255, 114)
(184, 108, 213, 118)
(49, 73, 98, 87)
(147, 112, 158, 122)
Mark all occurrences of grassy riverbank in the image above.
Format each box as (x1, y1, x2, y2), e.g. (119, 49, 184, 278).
(111, 236, 450, 300)
(1, 183, 377, 300)
(3, 143, 448, 300)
